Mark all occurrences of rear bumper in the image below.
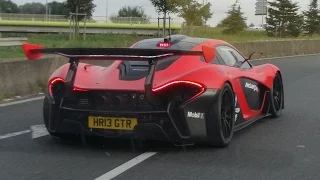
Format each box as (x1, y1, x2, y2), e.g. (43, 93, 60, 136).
(44, 89, 220, 145)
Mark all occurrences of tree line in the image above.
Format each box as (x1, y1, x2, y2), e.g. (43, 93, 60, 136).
(0, 0, 212, 26)
(219, 0, 320, 38)
(2, 0, 318, 38)
(0, 0, 95, 18)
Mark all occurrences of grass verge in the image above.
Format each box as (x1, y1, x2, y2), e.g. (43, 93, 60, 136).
(0, 33, 149, 59)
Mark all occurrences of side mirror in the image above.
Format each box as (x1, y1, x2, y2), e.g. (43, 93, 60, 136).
(202, 45, 217, 63)
(247, 52, 263, 60)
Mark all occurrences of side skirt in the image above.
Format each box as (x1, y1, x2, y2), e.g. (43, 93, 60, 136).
(234, 113, 271, 132)
(234, 91, 271, 132)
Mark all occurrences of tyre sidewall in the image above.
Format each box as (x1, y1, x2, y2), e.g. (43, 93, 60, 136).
(269, 73, 284, 117)
(206, 83, 235, 147)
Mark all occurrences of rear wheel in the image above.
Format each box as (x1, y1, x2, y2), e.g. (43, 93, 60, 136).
(269, 72, 284, 118)
(206, 83, 235, 147)
(43, 97, 72, 141)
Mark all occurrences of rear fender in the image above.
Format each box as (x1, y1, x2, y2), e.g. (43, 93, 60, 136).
(48, 63, 70, 83)
(48, 62, 99, 84)
(176, 66, 231, 89)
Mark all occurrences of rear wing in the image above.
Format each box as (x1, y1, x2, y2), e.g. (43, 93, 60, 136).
(22, 43, 214, 61)
(22, 43, 216, 104)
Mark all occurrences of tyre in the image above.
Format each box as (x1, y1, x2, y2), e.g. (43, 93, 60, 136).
(43, 97, 70, 140)
(206, 83, 235, 147)
(269, 72, 284, 118)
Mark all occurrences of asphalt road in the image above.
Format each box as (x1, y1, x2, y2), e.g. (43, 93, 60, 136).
(1, 54, 320, 180)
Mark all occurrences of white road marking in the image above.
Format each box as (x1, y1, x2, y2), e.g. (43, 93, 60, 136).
(95, 152, 158, 180)
(297, 145, 306, 148)
(0, 124, 49, 140)
(30, 124, 49, 139)
(0, 96, 44, 108)
(0, 130, 31, 140)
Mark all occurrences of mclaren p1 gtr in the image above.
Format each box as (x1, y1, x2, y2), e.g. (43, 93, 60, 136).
(22, 34, 284, 148)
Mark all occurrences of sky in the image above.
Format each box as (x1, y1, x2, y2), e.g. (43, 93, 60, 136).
(11, 0, 310, 27)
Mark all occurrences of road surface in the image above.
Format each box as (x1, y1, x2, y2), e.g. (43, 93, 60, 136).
(1, 55, 320, 180)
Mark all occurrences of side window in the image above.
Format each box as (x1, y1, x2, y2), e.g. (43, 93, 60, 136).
(216, 46, 251, 69)
(240, 60, 251, 69)
(200, 55, 223, 65)
(216, 46, 238, 66)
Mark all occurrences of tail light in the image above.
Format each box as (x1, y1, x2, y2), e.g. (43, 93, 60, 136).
(152, 80, 205, 104)
(49, 77, 65, 99)
(48, 77, 88, 99)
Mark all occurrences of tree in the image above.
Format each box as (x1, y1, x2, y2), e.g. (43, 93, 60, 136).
(266, 0, 302, 37)
(149, 0, 185, 16)
(302, 0, 319, 36)
(178, 0, 213, 26)
(219, 1, 247, 34)
(110, 5, 150, 24)
(118, 5, 148, 17)
(149, 0, 189, 34)
(19, 2, 45, 14)
(65, 0, 96, 21)
(249, 23, 255, 27)
(47, 1, 68, 15)
(0, 0, 20, 13)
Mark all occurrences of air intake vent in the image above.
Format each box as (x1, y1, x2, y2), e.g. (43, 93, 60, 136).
(78, 98, 90, 108)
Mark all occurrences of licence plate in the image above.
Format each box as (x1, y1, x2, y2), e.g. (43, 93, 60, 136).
(88, 116, 137, 130)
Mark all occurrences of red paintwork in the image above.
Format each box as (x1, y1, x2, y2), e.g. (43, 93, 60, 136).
(46, 39, 280, 121)
(22, 43, 43, 60)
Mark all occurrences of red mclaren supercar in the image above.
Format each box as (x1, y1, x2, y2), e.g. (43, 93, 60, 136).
(22, 34, 284, 148)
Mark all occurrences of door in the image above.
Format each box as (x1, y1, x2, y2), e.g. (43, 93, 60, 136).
(215, 45, 267, 121)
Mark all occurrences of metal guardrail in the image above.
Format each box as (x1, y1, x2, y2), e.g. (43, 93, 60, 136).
(0, 37, 28, 47)
(0, 13, 184, 25)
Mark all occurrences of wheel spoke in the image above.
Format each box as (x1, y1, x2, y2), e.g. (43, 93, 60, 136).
(272, 75, 282, 112)
(225, 119, 231, 134)
(274, 96, 280, 107)
(221, 118, 228, 137)
(220, 89, 234, 139)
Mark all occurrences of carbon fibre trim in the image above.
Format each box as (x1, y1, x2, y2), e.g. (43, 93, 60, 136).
(180, 89, 220, 141)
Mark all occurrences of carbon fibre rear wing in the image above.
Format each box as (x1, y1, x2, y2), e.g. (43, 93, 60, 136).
(22, 43, 216, 104)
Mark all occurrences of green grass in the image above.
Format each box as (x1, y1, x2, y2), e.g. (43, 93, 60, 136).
(2, 26, 320, 60)
(180, 27, 320, 42)
(0, 20, 181, 30)
(0, 33, 148, 59)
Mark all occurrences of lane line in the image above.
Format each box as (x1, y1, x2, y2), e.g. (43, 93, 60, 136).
(0, 96, 44, 108)
(0, 130, 31, 140)
(0, 124, 49, 140)
(95, 152, 158, 180)
(31, 124, 49, 139)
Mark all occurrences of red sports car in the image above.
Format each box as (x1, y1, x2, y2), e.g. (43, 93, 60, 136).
(22, 34, 284, 148)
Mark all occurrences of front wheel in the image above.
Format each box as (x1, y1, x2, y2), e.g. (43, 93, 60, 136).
(206, 83, 235, 147)
(269, 72, 284, 118)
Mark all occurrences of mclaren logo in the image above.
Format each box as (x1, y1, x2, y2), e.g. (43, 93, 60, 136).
(245, 82, 259, 92)
(187, 111, 205, 119)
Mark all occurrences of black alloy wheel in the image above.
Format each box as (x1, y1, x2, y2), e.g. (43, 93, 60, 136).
(269, 72, 284, 118)
(206, 83, 235, 147)
(221, 88, 234, 140)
